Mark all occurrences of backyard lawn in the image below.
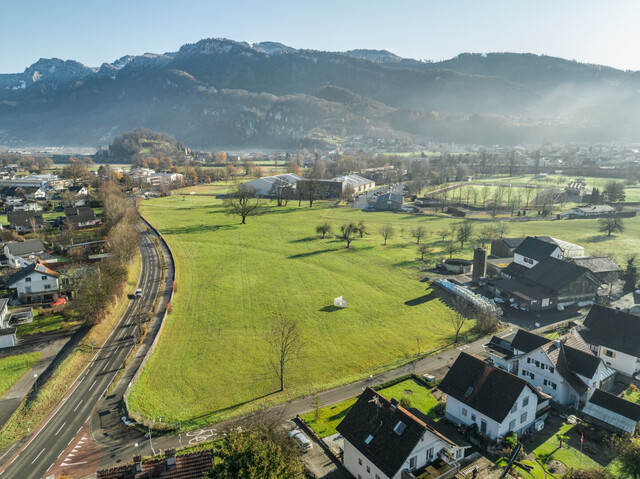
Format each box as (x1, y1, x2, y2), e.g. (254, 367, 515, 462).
(301, 378, 438, 438)
(16, 314, 71, 336)
(0, 352, 42, 398)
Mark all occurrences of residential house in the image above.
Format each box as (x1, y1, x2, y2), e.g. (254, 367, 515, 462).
(4, 239, 46, 268)
(65, 206, 99, 228)
(0, 327, 16, 349)
(337, 387, 464, 479)
(97, 449, 213, 479)
(68, 185, 88, 197)
(512, 237, 562, 269)
(7, 211, 45, 232)
(568, 257, 622, 284)
(374, 192, 404, 212)
(580, 305, 640, 377)
(567, 205, 615, 217)
(582, 388, 640, 435)
(12, 201, 43, 212)
(6, 261, 60, 302)
(516, 330, 614, 407)
(439, 352, 550, 440)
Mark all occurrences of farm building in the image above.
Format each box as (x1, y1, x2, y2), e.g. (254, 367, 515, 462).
(567, 205, 615, 217)
(243, 174, 304, 197)
(582, 389, 640, 435)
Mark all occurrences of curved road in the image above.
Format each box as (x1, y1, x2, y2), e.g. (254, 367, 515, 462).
(0, 222, 166, 479)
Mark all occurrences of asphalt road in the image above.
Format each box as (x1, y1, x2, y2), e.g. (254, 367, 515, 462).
(0, 223, 163, 479)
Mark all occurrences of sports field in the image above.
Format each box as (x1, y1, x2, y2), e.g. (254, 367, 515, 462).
(128, 196, 471, 425)
(128, 191, 640, 426)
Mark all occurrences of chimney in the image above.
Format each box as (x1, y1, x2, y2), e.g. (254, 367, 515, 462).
(554, 339, 562, 350)
(390, 398, 398, 412)
(133, 454, 142, 473)
(165, 448, 176, 470)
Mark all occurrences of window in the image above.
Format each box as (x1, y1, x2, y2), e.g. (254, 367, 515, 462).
(480, 420, 487, 434)
(366, 466, 370, 473)
(527, 358, 531, 364)
(471, 413, 476, 421)
(509, 419, 516, 430)
(520, 412, 528, 424)
(523, 397, 529, 408)
(462, 408, 468, 417)
(25, 286, 31, 293)
(358, 458, 362, 466)
(364, 434, 373, 445)
(44, 284, 51, 290)
(549, 366, 554, 374)
(376, 475, 380, 479)
(42, 275, 47, 280)
(511, 402, 518, 413)
(456, 449, 462, 458)
(426, 446, 434, 460)
(604, 349, 616, 358)
(409, 456, 417, 470)
(534, 360, 540, 368)
(25, 277, 31, 282)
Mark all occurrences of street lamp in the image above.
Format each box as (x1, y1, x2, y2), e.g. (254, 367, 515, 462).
(34, 373, 38, 392)
(134, 442, 139, 456)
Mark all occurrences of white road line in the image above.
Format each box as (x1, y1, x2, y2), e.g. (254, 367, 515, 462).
(73, 400, 83, 412)
(54, 422, 66, 436)
(31, 448, 45, 464)
(0, 444, 16, 462)
(89, 380, 97, 391)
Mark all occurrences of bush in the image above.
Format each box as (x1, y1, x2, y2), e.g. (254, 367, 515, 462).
(399, 397, 412, 409)
(472, 308, 501, 335)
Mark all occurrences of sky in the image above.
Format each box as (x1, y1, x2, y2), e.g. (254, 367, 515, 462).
(2, 0, 640, 73)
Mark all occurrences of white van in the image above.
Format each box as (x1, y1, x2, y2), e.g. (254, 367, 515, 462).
(288, 429, 312, 452)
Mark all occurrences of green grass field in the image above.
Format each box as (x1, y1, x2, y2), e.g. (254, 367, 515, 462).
(128, 197, 473, 426)
(0, 352, 42, 398)
(301, 378, 438, 438)
(17, 314, 71, 336)
(128, 192, 640, 426)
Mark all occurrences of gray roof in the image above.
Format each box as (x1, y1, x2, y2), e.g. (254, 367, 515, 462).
(581, 305, 640, 357)
(583, 389, 640, 434)
(513, 236, 560, 262)
(0, 327, 16, 337)
(5, 238, 45, 256)
(7, 211, 45, 228)
(520, 257, 601, 294)
(7, 261, 59, 286)
(570, 257, 621, 274)
(65, 206, 97, 224)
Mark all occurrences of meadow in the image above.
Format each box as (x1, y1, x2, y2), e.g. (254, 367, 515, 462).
(128, 188, 640, 426)
(0, 352, 42, 398)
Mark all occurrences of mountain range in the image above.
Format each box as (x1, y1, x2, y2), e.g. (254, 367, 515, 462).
(1, 38, 640, 149)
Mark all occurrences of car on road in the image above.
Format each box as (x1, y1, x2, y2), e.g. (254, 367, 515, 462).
(135, 288, 142, 298)
(289, 429, 312, 452)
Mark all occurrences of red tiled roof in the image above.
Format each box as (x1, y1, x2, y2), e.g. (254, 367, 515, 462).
(97, 449, 213, 479)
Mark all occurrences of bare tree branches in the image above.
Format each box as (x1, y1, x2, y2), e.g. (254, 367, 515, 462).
(224, 185, 263, 224)
(265, 317, 302, 392)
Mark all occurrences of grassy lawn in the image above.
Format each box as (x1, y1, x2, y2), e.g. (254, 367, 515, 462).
(129, 192, 640, 426)
(129, 197, 469, 426)
(622, 386, 640, 404)
(301, 378, 438, 438)
(16, 314, 72, 336)
(0, 352, 42, 398)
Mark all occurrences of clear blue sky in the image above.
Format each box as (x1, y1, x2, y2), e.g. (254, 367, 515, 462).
(2, 0, 640, 73)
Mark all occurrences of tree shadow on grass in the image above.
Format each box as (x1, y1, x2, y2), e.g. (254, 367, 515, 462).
(290, 236, 318, 243)
(405, 291, 438, 306)
(584, 234, 617, 243)
(162, 224, 238, 235)
(395, 259, 419, 267)
(289, 249, 338, 259)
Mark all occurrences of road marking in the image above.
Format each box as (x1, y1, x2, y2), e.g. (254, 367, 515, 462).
(61, 461, 87, 467)
(54, 422, 66, 436)
(73, 400, 83, 412)
(31, 448, 45, 464)
(89, 380, 97, 391)
(0, 444, 16, 462)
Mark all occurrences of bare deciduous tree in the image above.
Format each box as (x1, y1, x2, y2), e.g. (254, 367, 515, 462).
(448, 308, 468, 343)
(340, 222, 358, 248)
(224, 185, 263, 224)
(316, 222, 332, 239)
(456, 221, 474, 249)
(380, 224, 394, 245)
(265, 317, 302, 392)
(411, 226, 426, 244)
(417, 243, 430, 260)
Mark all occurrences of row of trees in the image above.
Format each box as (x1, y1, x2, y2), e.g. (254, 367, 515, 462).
(69, 182, 140, 325)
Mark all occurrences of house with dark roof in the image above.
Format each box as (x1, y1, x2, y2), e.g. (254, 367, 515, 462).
(336, 387, 464, 479)
(97, 448, 212, 479)
(567, 204, 615, 217)
(580, 305, 640, 377)
(65, 206, 99, 228)
(7, 211, 45, 232)
(4, 238, 46, 268)
(582, 389, 640, 435)
(512, 237, 562, 269)
(6, 261, 60, 302)
(489, 257, 602, 311)
(439, 352, 550, 440)
(373, 192, 404, 212)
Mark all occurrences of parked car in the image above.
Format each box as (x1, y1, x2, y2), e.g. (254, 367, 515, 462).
(288, 429, 312, 452)
(52, 297, 67, 306)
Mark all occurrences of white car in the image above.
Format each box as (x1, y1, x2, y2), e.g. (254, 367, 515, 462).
(288, 429, 312, 452)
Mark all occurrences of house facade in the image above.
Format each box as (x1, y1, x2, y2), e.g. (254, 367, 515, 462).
(512, 237, 562, 269)
(580, 305, 640, 377)
(337, 388, 464, 479)
(7, 262, 60, 302)
(439, 352, 549, 441)
(4, 239, 46, 268)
